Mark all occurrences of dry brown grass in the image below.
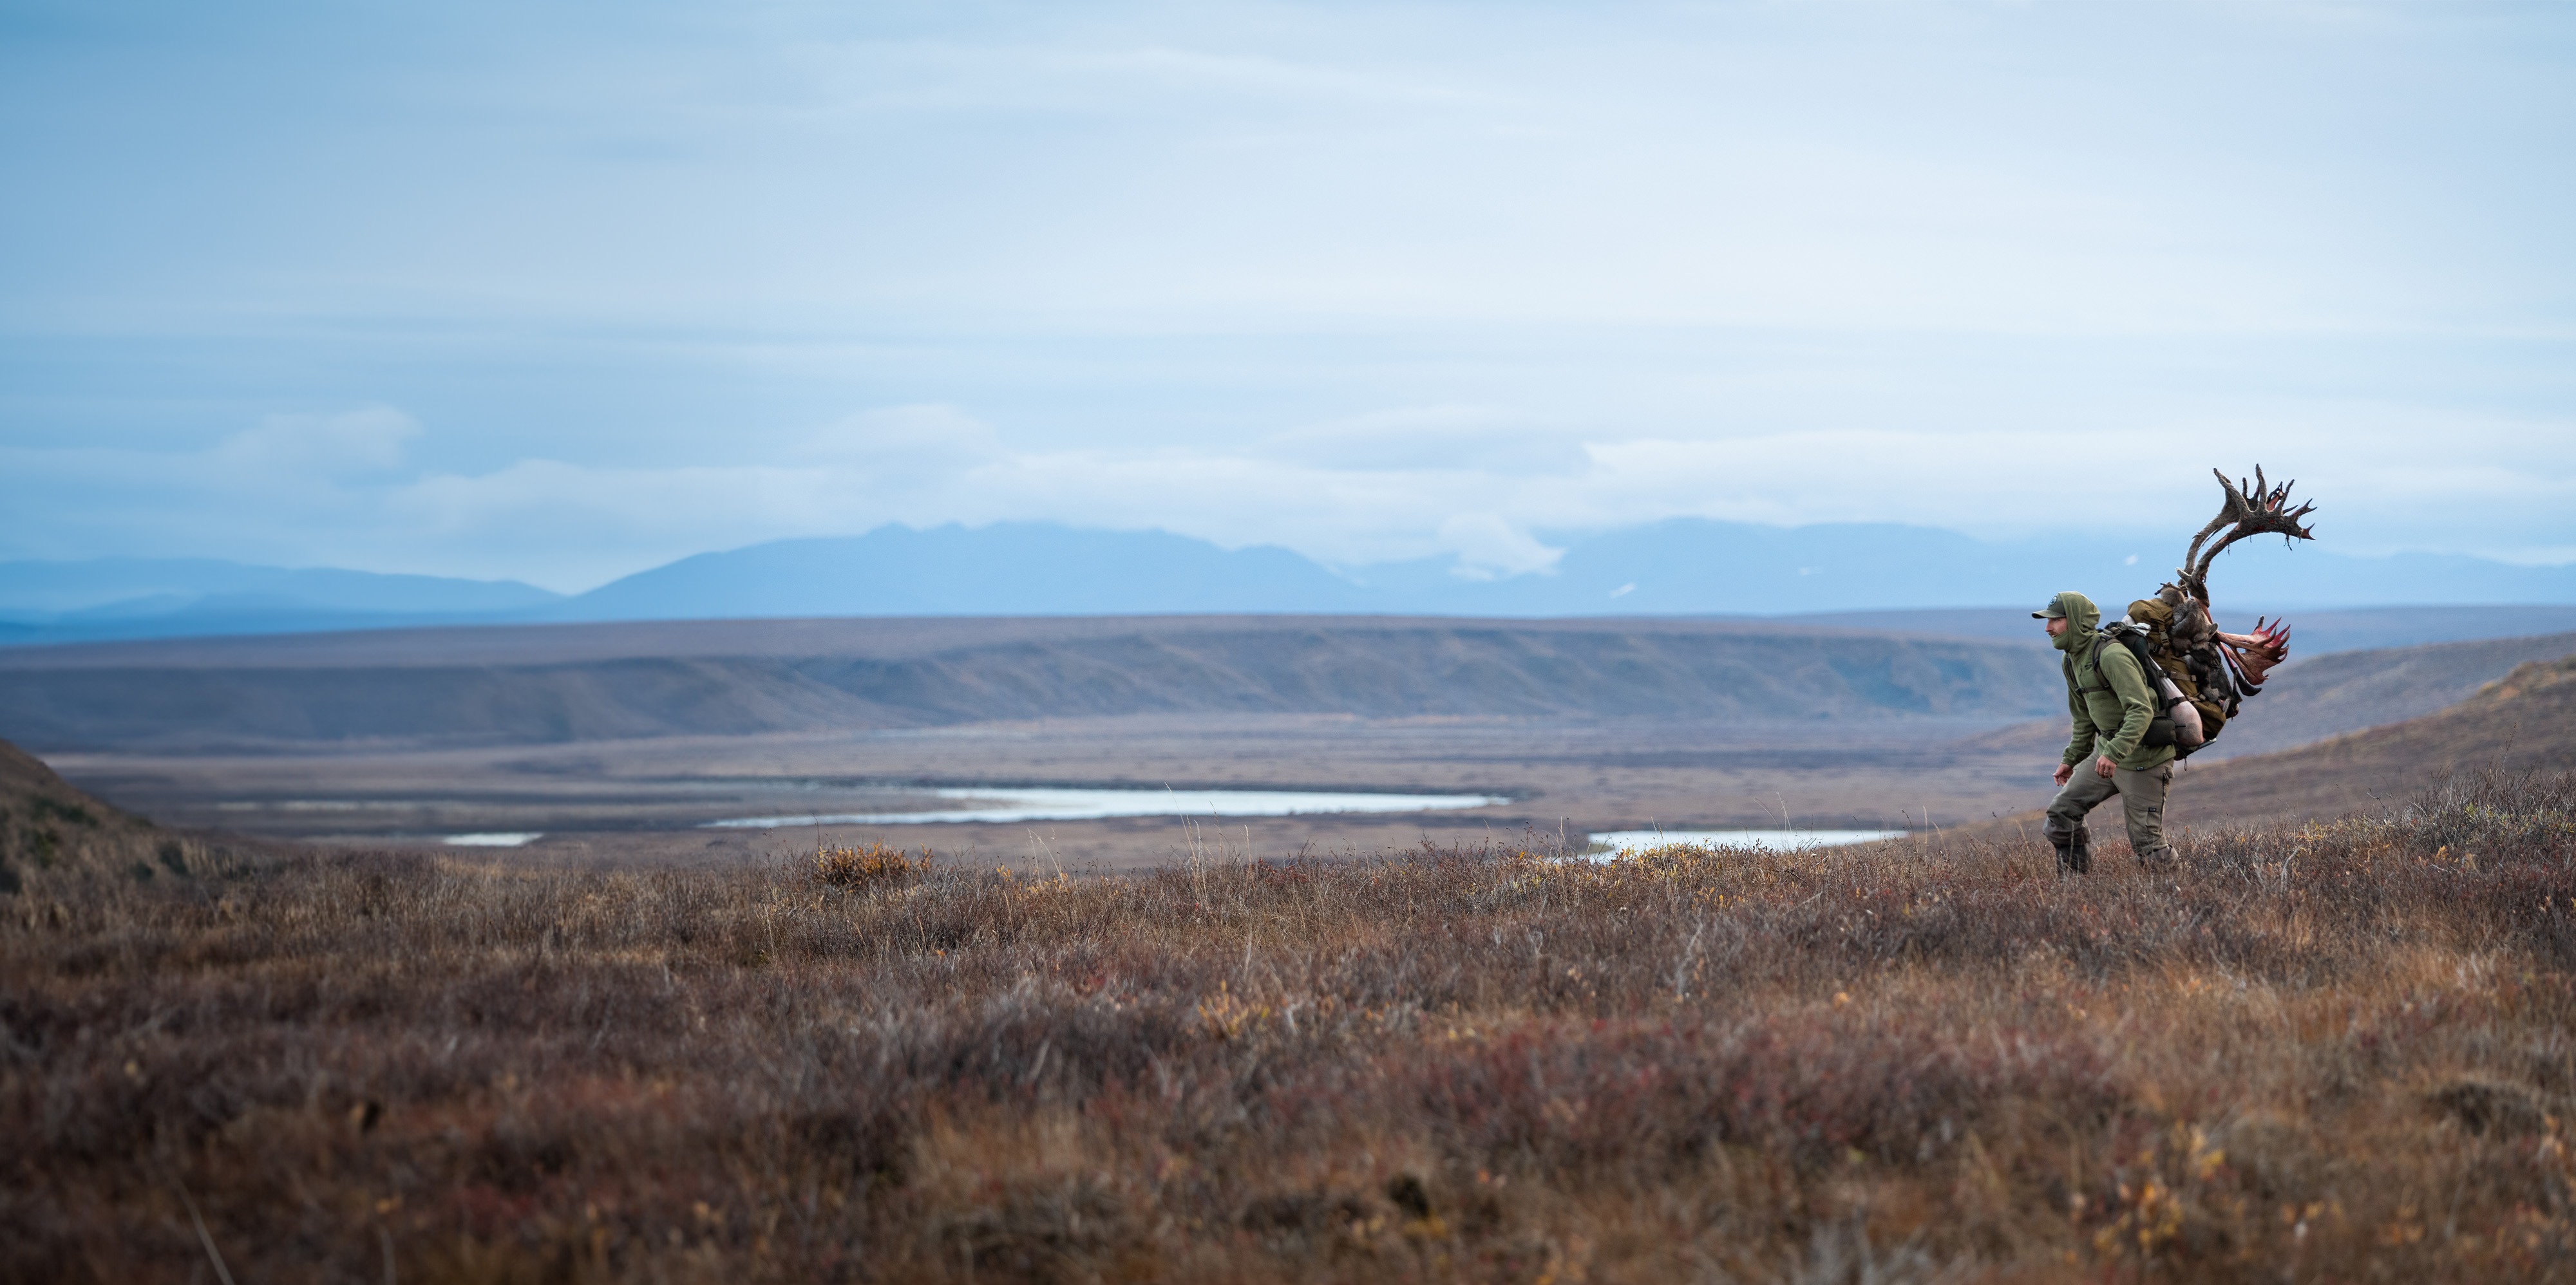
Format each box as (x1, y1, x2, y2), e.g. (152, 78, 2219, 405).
(8, 770, 2576, 1283)
(813, 841, 934, 890)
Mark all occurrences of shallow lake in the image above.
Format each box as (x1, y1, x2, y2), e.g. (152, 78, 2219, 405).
(701, 785, 1513, 829)
(1586, 828, 1905, 857)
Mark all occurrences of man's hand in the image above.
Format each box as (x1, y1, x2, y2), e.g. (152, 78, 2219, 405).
(2053, 762, 2073, 787)
(2094, 754, 2116, 780)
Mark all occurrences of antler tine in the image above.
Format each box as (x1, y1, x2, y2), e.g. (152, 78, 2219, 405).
(2255, 469, 2319, 530)
(2218, 616, 2292, 689)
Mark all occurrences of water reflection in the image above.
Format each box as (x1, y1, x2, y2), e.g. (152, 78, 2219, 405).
(704, 785, 1511, 828)
(444, 832, 544, 847)
(1585, 829, 1904, 858)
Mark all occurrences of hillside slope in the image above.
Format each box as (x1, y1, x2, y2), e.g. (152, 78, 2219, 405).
(1960, 630, 2576, 763)
(1, 737, 202, 892)
(1789, 606, 2576, 656)
(2177, 652, 2576, 827)
(2195, 630, 2576, 759)
(0, 621, 2063, 751)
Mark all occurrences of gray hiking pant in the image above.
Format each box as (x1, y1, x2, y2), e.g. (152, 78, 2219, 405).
(2045, 762, 2174, 865)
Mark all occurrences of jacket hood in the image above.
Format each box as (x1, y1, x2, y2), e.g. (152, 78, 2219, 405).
(2047, 591, 2101, 653)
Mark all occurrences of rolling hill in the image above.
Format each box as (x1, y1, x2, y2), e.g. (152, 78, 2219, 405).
(1959, 630, 2576, 763)
(2197, 630, 2576, 758)
(0, 736, 230, 890)
(2177, 650, 2576, 827)
(1794, 605, 2576, 657)
(0, 616, 2064, 752)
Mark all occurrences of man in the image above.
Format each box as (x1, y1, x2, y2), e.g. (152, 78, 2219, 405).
(2035, 590, 2175, 874)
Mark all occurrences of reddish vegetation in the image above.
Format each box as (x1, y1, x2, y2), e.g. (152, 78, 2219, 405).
(7, 770, 2576, 1282)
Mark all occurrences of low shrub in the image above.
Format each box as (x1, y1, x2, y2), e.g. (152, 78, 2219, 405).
(813, 840, 930, 888)
(5, 771, 2575, 1282)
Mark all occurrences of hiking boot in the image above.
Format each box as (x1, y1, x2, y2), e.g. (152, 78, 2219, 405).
(2044, 819, 2091, 876)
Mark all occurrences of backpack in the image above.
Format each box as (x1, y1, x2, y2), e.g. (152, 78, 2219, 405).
(2108, 597, 2233, 756)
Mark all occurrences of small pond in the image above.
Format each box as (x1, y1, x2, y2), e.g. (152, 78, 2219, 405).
(702, 785, 1513, 829)
(1585, 829, 1906, 858)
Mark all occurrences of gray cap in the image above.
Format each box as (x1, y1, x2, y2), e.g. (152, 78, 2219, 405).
(2031, 599, 2067, 620)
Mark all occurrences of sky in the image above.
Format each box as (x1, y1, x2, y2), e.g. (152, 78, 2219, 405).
(2, 0, 2571, 593)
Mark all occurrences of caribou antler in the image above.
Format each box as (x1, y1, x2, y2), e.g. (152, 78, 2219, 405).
(2172, 465, 2317, 606)
(2216, 616, 2292, 691)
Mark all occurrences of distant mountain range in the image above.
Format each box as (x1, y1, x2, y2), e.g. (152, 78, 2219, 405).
(5, 520, 2573, 647)
(0, 558, 560, 643)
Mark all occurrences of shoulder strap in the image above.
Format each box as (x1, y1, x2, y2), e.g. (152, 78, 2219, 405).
(2070, 635, 2107, 693)
(2112, 627, 2158, 683)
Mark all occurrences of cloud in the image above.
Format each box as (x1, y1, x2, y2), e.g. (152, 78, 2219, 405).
(12, 384, 2576, 591)
(4, 0, 2571, 601)
(907, 42, 1477, 113)
(2, 0, 2571, 586)
(1259, 407, 1589, 475)
(1437, 513, 1564, 579)
(213, 407, 420, 478)
(795, 404, 1009, 478)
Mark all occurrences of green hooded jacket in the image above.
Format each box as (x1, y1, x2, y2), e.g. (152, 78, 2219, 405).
(2047, 590, 2175, 773)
